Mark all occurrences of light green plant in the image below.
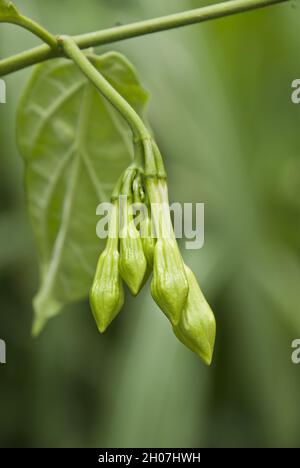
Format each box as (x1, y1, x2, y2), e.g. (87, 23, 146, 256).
(0, 0, 292, 364)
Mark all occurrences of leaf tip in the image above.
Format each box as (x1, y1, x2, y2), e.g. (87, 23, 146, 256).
(31, 316, 45, 337)
(32, 291, 62, 336)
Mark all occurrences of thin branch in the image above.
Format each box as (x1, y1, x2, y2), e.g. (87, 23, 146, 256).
(0, 1, 57, 48)
(59, 35, 150, 141)
(0, 0, 291, 77)
(4, 14, 57, 48)
(59, 35, 156, 174)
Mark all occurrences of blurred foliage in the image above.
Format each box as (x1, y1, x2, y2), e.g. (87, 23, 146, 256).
(0, 0, 300, 448)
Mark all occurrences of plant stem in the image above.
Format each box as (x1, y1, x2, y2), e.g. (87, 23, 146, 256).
(59, 35, 153, 168)
(74, 0, 289, 48)
(2, 13, 57, 48)
(0, 0, 290, 77)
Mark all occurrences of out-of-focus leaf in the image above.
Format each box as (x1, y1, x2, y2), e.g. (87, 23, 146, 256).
(17, 52, 149, 334)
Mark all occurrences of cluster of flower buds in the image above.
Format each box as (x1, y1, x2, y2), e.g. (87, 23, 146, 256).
(90, 139, 216, 365)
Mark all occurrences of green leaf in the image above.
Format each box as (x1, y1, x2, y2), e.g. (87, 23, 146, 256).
(17, 52, 149, 334)
(0, 0, 20, 21)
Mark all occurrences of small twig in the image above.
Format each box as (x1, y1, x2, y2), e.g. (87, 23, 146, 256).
(58, 35, 150, 140)
(0, 7, 57, 48)
(59, 35, 156, 172)
(0, 0, 291, 77)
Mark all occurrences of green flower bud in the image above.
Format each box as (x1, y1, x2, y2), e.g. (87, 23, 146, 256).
(90, 246, 124, 333)
(119, 198, 147, 296)
(173, 265, 216, 365)
(151, 238, 189, 325)
(140, 212, 155, 268)
(146, 175, 188, 324)
(89, 202, 124, 332)
(132, 173, 155, 269)
(137, 213, 156, 288)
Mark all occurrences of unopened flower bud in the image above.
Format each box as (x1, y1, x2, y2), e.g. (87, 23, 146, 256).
(173, 265, 216, 365)
(140, 212, 155, 268)
(119, 198, 147, 296)
(89, 204, 124, 332)
(90, 248, 124, 333)
(151, 238, 188, 325)
(132, 174, 155, 269)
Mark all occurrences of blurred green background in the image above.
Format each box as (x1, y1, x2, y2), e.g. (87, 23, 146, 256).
(1, 0, 300, 448)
